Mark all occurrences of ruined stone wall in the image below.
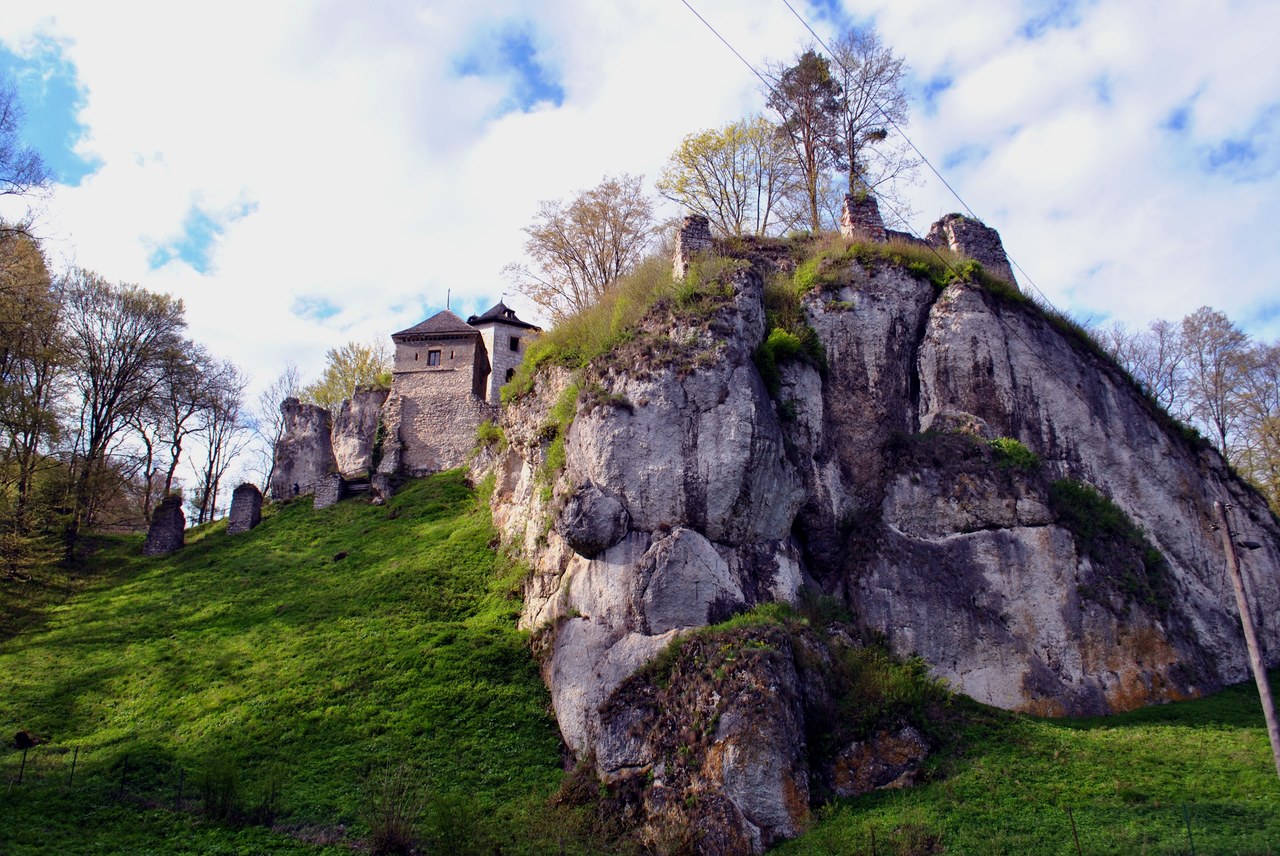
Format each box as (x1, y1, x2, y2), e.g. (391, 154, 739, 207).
(839, 193, 888, 242)
(672, 214, 713, 279)
(927, 213, 1017, 286)
(227, 483, 262, 534)
(378, 370, 496, 477)
(143, 495, 185, 556)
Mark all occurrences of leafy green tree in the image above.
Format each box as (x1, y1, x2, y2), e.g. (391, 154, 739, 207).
(657, 116, 802, 237)
(302, 339, 391, 414)
(0, 230, 64, 537)
(765, 49, 843, 232)
(504, 174, 656, 320)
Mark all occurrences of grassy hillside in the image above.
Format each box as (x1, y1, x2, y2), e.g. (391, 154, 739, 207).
(3, 470, 1279, 854)
(0, 472, 576, 854)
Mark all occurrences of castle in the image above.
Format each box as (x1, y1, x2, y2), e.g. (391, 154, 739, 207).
(270, 300, 539, 506)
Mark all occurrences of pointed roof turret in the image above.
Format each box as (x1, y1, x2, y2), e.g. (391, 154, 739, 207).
(467, 301, 540, 331)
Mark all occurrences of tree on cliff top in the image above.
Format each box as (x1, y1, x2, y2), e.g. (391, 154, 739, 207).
(827, 28, 920, 211)
(657, 116, 803, 238)
(766, 49, 843, 232)
(504, 174, 656, 321)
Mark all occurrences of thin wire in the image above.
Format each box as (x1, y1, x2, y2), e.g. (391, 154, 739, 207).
(679, 0, 781, 98)
(680, 0, 1226, 581)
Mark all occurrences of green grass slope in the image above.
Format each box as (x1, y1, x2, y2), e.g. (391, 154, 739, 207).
(0, 472, 569, 854)
(3, 469, 1279, 854)
(779, 680, 1280, 856)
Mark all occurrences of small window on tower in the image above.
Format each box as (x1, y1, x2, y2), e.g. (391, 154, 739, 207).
(509, 336, 520, 352)
(414, 352, 419, 361)
(427, 350, 441, 366)
(505, 368, 515, 382)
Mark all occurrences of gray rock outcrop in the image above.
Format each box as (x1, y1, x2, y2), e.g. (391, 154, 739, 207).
(483, 217, 1280, 851)
(142, 495, 185, 556)
(227, 483, 262, 535)
(332, 386, 389, 479)
(270, 398, 336, 501)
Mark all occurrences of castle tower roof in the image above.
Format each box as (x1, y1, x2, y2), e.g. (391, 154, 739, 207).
(392, 309, 480, 341)
(467, 301, 540, 331)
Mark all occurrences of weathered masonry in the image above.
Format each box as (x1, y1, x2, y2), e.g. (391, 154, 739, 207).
(272, 301, 540, 502)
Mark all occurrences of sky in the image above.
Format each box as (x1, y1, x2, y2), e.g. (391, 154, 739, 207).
(2, 0, 1280, 408)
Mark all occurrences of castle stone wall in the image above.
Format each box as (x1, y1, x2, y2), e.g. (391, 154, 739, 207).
(378, 370, 497, 477)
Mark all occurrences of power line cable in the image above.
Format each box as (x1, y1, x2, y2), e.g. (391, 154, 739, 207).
(679, 0, 1233, 591)
(776, 0, 1057, 309)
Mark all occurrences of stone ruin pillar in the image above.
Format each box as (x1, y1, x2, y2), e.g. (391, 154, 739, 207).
(672, 214, 713, 280)
(926, 213, 1018, 287)
(313, 473, 344, 510)
(839, 193, 888, 242)
(143, 495, 185, 556)
(227, 483, 263, 535)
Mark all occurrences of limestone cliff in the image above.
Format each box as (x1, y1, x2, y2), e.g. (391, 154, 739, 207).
(485, 221, 1280, 852)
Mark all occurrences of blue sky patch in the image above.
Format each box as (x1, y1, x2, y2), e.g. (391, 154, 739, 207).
(1019, 0, 1090, 39)
(919, 73, 953, 115)
(0, 40, 99, 186)
(454, 23, 565, 115)
(1200, 103, 1279, 182)
(942, 144, 989, 172)
(1162, 103, 1193, 134)
(292, 296, 342, 323)
(147, 201, 256, 274)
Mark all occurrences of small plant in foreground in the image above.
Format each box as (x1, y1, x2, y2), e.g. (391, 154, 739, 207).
(363, 763, 423, 855)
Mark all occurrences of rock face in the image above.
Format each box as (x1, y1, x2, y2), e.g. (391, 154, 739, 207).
(270, 398, 336, 500)
(332, 387, 389, 479)
(227, 483, 262, 534)
(486, 222, 1280, 851)
(143, 495, 185, 556)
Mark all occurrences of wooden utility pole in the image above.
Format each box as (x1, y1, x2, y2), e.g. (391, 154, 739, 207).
(1214, 500, 1280, 779)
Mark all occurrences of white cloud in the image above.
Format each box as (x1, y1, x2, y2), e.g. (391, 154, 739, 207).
(3, 0, 1280, 413)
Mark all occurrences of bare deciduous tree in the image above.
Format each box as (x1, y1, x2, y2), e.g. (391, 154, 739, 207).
(827, 27, 920, 223)
(0, 77, 53, 234)
(189, 360, 250, 525)
(504, 174, 656, 320)
(61, 270, 186, 544)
